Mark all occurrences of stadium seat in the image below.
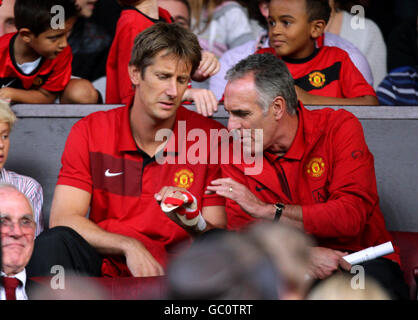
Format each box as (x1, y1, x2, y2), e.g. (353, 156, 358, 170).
(390, 231, 418, 300)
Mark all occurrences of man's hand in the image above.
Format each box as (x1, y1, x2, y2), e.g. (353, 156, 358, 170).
(0, 88, 14, 101)
(183, 88, 218, 117)
(206, 178, 270, 219)
(123, 237, 165, 277)
(192, 51, 220, 82)
(307, 246, 351, 280)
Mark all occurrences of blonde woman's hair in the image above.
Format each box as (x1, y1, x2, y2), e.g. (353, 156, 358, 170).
(307, 273, 391, 300)
(190, 0, 237, 33)
(0, 99, 17, 129)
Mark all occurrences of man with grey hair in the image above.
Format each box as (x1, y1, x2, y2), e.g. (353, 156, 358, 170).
(1, 183, 35, 299)
(207, 53, 409, 299)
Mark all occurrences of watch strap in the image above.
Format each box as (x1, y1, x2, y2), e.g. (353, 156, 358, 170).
(273, 203, 285, 221)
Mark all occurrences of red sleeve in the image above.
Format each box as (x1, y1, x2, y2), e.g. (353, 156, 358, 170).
(57, 119, 92, 193)
(202, 162, 226, 207)
(106, 25, 136, 104)
(222, 162, 257, 230)
(340, 51, 376, 98)
(201, 124, 226, 208)
(41, 46, 72, 92)
(106, 10, 172, 104)
(302, 114, 379, 238)
(158, 7, 173, 23)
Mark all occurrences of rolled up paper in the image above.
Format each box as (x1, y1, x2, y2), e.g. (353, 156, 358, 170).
(343, 241, 394, 265)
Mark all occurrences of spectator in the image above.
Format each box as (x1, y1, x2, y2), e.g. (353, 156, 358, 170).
(0, 0, 99, 104)
(106, 0, 173, 106)
(362, 0, 417, 44)
(209, 0, 373, 100)
(106, 0, 220, 112)
(386, 16, 418, 73)
(0, 0, 17, 36)
(0, 99, 43, 236)
(158, 0, 190, 28)
(166, 229, 284, 299)
(68, 0, 112, 83)
(158, 0, 220, 116)
(247, 223, 314, 300)
(1, 183, 36, 300)
(90, 0, 121, 39)
(376, 66, 418, 106)
(307, 273, 390, 300)
(26, 23, 226, 279)
(326, 0, 387, 89)
(376, 17, 417, 106)
(190, 0, 255, 59)
(206, 53, 409, 299)
(256, 0, 377, 105)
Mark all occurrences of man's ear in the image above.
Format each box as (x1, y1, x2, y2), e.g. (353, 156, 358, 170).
(272, 96, 286, 120)
(18, 28, 35, 44)
(310, 19, 326, 39)
(128, 65, 141, 86)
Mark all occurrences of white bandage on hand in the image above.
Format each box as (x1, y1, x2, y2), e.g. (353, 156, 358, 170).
(160, 191, 207, 231)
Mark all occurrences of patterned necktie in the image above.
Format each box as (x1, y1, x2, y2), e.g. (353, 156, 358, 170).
(2, 277, 21, 300)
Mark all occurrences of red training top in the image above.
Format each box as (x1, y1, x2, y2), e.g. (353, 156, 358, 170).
(0, 33, 72, 92)
(223, 103, 400, 264)
(57, 105, 226, 276)
(256, 46, 376, 99)
(106, 6, 172, 105)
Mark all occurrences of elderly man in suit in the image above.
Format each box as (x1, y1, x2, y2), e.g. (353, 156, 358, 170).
(1, 183, 36, 300)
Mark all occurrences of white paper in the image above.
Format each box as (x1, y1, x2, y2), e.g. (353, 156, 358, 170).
(343, 241, 394, 265)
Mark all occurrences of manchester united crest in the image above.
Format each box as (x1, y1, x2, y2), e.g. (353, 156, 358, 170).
(174, 169, 194, 189)
(308, 71, 326, 88)
(306, 157, 325, 178)
(32, 77, 44, 87)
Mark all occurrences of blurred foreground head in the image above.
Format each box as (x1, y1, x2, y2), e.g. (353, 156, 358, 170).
(166, 230, 283, 300)
(247, 223, 314, 299)
(307, 273, 391, 300)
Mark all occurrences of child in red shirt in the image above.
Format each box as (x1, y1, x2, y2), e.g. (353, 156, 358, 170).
(258, 0, 378, 105)
(106, 0, 220, 113)
(0, 0, 99, 104)
(106, 0, 172, 105)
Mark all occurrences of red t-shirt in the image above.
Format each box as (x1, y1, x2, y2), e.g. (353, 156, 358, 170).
(106, 7, 172, 105)
(57, 105, 226, 276)
(223, 103, 400, 264)
(0, 33, 72, 92)
(256, 46, 376, 99)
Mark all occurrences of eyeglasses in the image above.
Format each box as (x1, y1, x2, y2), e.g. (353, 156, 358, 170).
(0, 215, 35, 233)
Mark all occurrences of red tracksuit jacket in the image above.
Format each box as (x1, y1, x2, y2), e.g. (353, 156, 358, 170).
(223, 104, 400, 264)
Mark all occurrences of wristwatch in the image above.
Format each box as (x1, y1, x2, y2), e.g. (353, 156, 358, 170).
(273, 203, 285, 221)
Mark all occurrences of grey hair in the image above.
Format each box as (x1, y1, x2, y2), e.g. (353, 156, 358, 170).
(226, 53, 298, 115)
(0, 182, 34, 217)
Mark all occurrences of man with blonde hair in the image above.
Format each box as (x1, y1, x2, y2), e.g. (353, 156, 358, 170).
(0, 100, 43, 236)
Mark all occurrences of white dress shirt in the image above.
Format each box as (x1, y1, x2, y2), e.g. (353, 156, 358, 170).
(1, 269, 28, 300)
